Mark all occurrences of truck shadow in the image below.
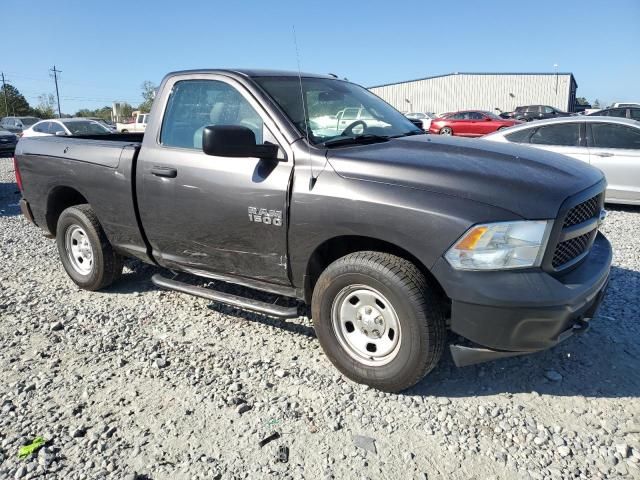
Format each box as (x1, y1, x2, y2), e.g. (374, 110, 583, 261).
(408, 264, 640, 399)
(109, 261, 639, 398)
(0, 180, 21, 217)
(106, 260, 316, 338)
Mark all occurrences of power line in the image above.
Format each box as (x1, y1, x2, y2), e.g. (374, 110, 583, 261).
(50, 65, 62, 118)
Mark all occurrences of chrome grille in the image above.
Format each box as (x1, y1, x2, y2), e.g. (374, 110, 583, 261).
(563, 194, 601, 227)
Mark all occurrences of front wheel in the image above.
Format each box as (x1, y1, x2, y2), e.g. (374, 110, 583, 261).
(56, 204, 124, 291)
(312, 252, 446, 392)
(439, 127, 453, 135)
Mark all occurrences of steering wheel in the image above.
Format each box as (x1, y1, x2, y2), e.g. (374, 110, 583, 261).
(341, 120, 367, 136)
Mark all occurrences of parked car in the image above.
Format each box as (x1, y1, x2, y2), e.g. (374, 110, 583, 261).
(22, 118, 112, 137)
(428, 110, 521, 136)
(509, 105, 573, 122)
(588, 107, 640, 121)
(117, 112, 149, 133)
(483, 116, 640, 205)
(15, 69, 611, 392)
(405, 112, 436, 131)
(0, 116, 41, 136)
(611, 102, 640, 108)
(0, 129, 18, 156)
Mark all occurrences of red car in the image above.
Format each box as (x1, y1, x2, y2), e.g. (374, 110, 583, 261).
(429, 110, 521, 137)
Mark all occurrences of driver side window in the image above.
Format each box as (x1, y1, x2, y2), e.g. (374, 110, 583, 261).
(161, 80, 264, 150)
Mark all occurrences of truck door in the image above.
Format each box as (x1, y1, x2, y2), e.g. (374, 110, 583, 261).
(137, 75, 294, 285)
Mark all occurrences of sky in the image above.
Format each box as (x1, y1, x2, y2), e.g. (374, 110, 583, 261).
(3, 0, 639, 114)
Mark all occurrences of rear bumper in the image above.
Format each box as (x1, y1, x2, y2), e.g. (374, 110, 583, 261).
(432, 232, 612, 360)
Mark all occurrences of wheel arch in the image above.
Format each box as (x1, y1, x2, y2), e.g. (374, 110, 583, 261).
(46, 185, 89, 236)
(303, 235, 448, 307)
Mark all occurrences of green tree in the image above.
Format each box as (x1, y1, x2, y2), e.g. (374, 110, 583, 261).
(138, 80, 156, 113)
(593, 99, 601, 108)
(32, 93, 57, 119)
(74, 106, 112, 120)
(575, 97, 589, 106)
(0, 83, 32, 117)
(119, 102, 134, 119)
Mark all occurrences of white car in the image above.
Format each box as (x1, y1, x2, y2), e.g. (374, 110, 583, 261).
(405, 112, 436, 131)
(612, 102, 640, 108)
(309, 107, 391, 137)
(22, 118, 112, 137)
(483, 116, 640, 205)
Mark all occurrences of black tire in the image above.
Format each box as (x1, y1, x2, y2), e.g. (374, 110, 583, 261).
(439, 126, 453, 135)
(56, 204, 124, 291)
(311, 251, 446, 392)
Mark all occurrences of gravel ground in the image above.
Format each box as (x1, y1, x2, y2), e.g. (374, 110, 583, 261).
(1, 156, 639, 480)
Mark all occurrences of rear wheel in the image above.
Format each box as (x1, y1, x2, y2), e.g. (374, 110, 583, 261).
(439, 127, 453, 136)
(56, 204, 124, 291)
(312, 251, 446, 392)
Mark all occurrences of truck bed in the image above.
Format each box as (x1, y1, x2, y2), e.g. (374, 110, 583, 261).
(16, 133, 150, 262)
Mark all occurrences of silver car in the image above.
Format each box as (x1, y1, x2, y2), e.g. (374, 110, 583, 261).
(484, 116, 640, 205)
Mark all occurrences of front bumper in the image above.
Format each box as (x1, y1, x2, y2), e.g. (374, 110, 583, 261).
(432, 232, 612, 363)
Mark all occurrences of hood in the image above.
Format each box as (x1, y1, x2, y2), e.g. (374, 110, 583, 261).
(326, 135, 604, 219)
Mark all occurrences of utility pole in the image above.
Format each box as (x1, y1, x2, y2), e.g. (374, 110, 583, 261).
(1, 72, 8, 117)
(50, 65, 62, 118)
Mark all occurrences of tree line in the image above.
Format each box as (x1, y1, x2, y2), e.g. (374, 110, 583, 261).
(0, 81, 156, 120)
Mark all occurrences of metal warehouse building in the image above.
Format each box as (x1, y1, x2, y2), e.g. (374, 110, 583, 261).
(369, 72, 578, 115)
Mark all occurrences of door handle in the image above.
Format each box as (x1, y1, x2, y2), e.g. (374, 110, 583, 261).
(595, 152, 614, 158)
(151, 166, 178, 178)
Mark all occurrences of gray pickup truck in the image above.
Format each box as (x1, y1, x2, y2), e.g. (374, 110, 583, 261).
(15, 69, 612, 392)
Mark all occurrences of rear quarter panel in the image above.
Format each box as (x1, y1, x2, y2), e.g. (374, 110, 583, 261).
(16, 136, 148, 260)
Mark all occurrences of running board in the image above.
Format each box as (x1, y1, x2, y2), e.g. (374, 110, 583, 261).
(449, 344, 527, 367)
(151, 274, 299, 318)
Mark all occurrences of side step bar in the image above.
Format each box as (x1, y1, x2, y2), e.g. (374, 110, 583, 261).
(151, 274, 299, 318)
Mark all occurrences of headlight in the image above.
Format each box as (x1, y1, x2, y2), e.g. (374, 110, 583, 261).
(445, 220, 552, 270)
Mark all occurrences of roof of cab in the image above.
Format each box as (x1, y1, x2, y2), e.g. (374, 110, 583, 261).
(165, 69, 337, 80)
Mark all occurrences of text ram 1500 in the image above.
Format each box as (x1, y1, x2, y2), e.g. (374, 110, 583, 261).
(15, 69, 612, 392)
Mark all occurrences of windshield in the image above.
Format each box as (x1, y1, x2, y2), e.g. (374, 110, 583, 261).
(20, 117, 40, 127)
(481, 111, 503, 120)
(255, 77, 421, 146)
(64, 121, 110, 135)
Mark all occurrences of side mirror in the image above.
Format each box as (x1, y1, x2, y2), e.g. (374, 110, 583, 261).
(55, 131, 67, 136)
(202, 125, 279, 160)
(484, 117, 492, 121)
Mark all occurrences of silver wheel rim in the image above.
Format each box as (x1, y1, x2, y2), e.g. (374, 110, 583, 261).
(441, 128, 452, 135)
(331, 285, 401, 366)
(64, 225, 93, 275)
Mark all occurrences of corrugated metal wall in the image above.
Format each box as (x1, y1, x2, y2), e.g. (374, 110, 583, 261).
(369, 74, 575, 114)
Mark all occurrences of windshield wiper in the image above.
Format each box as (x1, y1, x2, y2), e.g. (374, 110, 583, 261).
(321, 134, 390, 148)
